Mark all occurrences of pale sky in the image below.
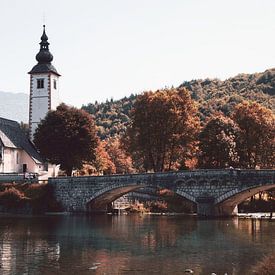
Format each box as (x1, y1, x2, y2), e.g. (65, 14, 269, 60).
(1, 0, 275, 107)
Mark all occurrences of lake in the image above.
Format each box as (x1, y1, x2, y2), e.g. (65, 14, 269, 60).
(0, 214, 274, 274)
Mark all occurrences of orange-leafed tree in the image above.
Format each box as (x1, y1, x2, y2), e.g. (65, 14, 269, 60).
(125, 88, 200, 172)
(93, 140, 116, 175)
(104, 137, 134, 174)
(233, 101, 275, 168)
(34, 104, 98, 176)
(198, 114, 240, 168)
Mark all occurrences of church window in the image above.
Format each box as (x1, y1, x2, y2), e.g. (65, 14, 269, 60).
(37, 79, 44, 89)
(16, 151, 19, 164)
(53, 79, 57, 89)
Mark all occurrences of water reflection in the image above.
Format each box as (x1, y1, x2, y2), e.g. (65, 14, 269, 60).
(0, 215, 274, 274)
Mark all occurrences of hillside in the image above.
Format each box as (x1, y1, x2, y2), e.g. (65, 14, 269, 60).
(0, 91, 28, 123)
(82, 68, 275, 139)
(180, 68, 275, 119)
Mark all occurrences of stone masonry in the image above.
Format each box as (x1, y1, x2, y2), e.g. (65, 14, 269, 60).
(48, 169, 275, 217)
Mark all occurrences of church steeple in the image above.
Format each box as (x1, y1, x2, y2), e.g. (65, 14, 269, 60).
(35, 25, 53, 64)
(28, 25, 61, 140)
(29, 25, 60, 76)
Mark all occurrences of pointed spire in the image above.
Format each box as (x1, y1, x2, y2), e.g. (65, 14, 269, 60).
(29, 25, 60, 76)
(40, 25, 49, 47)
(36, 25, 53, 63)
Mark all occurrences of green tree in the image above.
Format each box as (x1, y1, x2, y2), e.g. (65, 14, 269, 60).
(198, 114, 240, 168)
(34, 104, 98, 176)
(125, 88, 200, 172)
(233, 101, 275, 168)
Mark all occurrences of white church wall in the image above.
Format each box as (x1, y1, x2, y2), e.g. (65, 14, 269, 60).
(30, 74, 50, 139)
(31, 97, 50, 123)
(50, 74, 60, 109)
(20, 150, 42, 173)
(2, 148, 21, 173)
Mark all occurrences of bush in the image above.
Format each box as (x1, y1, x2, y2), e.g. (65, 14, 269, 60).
(0, 183, 63, 213)
(0, 187, 28, 207)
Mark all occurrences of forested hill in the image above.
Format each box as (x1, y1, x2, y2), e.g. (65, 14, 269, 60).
(82, 68, 275, 140)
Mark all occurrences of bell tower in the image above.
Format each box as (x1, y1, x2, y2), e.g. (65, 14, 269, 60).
(28, 25, 61, 140)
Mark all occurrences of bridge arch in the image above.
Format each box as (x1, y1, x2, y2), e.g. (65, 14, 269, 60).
(86, 179, 198, 211)
(86, 183, 146, 211)
(215, 184, 275, 216)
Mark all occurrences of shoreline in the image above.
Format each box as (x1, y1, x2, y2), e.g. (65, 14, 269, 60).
(0, 211, 274, 219)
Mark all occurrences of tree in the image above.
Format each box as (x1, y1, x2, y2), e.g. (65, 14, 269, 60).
(125, 88, 200, 172)
(34, 104, 98, 176)
(77, 140, 116, 176)
(233, 101, 275, 168)
(198, 114, 240, 168)
(104, 137, 134, 174)
(93, 140, 116, 175)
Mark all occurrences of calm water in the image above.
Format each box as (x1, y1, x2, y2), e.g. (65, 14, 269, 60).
(0, 215, 274, 275)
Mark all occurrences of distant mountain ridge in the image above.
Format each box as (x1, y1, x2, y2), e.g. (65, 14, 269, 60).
(0, 91, 28, 123)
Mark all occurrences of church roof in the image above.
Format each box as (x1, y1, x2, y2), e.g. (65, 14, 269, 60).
(28, 25, 60, 76)
(0, 117, 43, 164)
(29, 63, 60, 76)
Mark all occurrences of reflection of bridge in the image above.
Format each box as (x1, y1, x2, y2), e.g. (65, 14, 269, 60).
(49, 169, 275, 217)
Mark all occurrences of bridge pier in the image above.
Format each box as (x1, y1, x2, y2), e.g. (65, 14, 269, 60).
(196, 197, 239, 217)
(196, 196, 215, 217)
(215, 203, 238, 217)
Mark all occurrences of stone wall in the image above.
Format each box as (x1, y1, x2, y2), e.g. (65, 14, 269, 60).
(48, 169, 275, 216)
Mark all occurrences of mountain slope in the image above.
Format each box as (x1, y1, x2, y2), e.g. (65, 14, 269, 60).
(0, 91, 28, 123)
(180, 68, 275, 119)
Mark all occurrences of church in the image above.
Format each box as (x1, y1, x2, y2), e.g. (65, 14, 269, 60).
(0, 26, 60, 178)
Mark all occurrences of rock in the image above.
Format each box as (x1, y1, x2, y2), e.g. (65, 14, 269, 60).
(184, 269, 194, 273)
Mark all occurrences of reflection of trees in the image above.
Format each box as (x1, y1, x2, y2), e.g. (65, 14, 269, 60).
(0, 217, 61, 274)
(0, 216, 274, 274)
(55, 215, 197, 255)
(108, 215, 197, 252)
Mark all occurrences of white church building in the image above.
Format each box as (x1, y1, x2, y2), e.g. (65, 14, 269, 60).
(0, 25, 60, 179)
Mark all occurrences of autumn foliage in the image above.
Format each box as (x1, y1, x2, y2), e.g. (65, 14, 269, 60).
(34, 84, 274, 175)
(79, 137, 134, 175)
(198, 114, 240, 168)
(125, 88, 200, 172)
(198, 101, 275, 169)
(233, 101, 275, 168)
(34, 104, 98, 176)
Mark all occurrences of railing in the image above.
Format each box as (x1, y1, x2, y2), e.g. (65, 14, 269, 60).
(0, 173, 39, 184)
(50, 168, 275, 181)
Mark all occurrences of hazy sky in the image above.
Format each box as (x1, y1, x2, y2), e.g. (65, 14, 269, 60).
(1, 0, 275, 107)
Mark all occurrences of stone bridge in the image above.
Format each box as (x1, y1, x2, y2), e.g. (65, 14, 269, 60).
(48, 169, 275, 217)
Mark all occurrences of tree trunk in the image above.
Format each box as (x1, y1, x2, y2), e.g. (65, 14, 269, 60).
(65, 167, 73, 176)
